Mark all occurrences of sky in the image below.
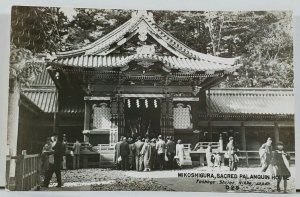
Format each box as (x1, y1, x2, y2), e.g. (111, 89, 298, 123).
(60, 7, 76, 21)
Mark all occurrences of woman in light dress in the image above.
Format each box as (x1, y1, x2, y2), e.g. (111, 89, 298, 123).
(141, 138, 152, 171)
(206, 143, 213, 167)
(175, 139, 185, 168)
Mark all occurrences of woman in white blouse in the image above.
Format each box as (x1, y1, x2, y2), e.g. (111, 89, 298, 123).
(175, 139, 185, 168)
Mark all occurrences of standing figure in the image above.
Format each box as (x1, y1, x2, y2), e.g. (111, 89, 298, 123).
(259, 137, 273, 172)
(156, 135, 166, 170)
(41, 137, 52, 177)
(62, 134, 67, 170)
(115, 136, 123, 170)
(128, 137, 136, 170)
(206, 143, 213, 167)
(134, 136, 144, 171)
(42, 135, 64, 188)
(120, 137, 130, 170)
(226, 137, 239, 171)
(175, 139, 185, 169)
(141, 138, 152, 171)
(165, 136, 176, 169)
(273, 141, 291, 193)
(72, 139, 81, 169)
(150, 138, 157, 170)
(213, 151, 222, 169)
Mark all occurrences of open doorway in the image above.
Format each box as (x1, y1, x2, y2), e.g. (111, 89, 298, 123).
(124, 98, 160, 139)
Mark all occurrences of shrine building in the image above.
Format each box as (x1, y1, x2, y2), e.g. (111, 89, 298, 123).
(17, 10, 294, 166)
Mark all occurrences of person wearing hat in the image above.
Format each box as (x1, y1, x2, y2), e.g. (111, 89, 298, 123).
(156, 135, 166, 170)
(226, 136, 238, 171)
(272, 141, 291, 193)
(259, 137, 273, 172)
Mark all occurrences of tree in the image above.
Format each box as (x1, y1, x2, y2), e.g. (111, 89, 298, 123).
(11, 6, 68, 53)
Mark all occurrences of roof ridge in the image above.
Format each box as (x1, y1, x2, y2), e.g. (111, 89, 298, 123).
(55, 10, 239, 65)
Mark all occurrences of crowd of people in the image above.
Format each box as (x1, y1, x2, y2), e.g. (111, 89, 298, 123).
(114, 135, 185, 171)
(39, 133, 291, 192)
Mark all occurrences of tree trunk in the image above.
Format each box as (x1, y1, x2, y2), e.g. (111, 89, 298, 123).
(7, 79, 20, 189)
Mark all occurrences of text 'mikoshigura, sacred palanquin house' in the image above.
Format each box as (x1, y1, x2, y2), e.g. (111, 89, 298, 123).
(18, 10, 294, 166)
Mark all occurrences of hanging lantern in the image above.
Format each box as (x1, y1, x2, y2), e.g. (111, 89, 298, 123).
(145, 99, 148, 108)
(127, 99, 131, 108)
(154, 99, 157, 108)
(136, 99, 140, 108)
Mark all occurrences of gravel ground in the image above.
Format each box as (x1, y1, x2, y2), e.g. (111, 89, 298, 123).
(40, 166, 296, 193)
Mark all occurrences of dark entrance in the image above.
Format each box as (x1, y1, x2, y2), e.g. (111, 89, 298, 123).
(124, 98, 160, 139)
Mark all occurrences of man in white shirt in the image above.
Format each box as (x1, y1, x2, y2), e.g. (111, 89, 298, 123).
(156, 135, 166, 170)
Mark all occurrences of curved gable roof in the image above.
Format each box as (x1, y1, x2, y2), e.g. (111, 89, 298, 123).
(56, 10, 238, 65)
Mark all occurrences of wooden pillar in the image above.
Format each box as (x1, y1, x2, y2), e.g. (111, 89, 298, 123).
(111, 96, 119, 142)
(166, 97, 174, 139)
(274, 122, 279, 144)
(208, 121, 212, 141)
(117, 97, 125, 139)
(207, 89, 212, 141)
(240, 122, 246, 150)
(240, 122, 248, 166)
(7, 79, 20, 190)
(83, 101, 91, 143)
(160, 96, 174, 140)
(160, 98, 167, 138)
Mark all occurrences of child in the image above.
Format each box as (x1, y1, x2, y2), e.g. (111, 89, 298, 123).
(213, 151, 222, 169)
(272, 141, 291, 193)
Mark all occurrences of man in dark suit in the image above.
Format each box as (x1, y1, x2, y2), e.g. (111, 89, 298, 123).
(115, 136, 123, 170)
(166, 136, 176, 169)
(120, 137, 130, 170)
(42, 134, 65, 188)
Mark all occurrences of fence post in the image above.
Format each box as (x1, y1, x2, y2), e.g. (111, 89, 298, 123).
(246, 151, 249, 167)
(16, 151, 26, 191)
(219, 133, 223, 152)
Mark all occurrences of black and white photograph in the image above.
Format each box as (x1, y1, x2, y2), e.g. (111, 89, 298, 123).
(5, 6, 295, 193)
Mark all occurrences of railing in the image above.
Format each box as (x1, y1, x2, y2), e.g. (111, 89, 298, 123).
(6, 151, 41, 191)
(193, 142, 221, 151)
(238, 150, 295, 166)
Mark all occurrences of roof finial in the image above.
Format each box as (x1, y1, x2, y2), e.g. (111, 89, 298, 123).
(131, 10, 154, 22)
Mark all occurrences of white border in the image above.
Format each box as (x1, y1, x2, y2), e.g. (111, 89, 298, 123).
(0, 0, 299, 195)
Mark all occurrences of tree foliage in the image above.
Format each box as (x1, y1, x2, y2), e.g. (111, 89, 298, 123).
(10, 7, 293, 88)
(11, 6, 68, 53)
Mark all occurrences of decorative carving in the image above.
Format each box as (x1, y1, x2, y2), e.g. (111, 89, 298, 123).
(136, 45, 155, 55)
(137, 61, 154, 68)
(92, 103, 111, 130)
(173, 103, 193, 129)
(192, 85, 201, 96)
(137, 22, 148, 41)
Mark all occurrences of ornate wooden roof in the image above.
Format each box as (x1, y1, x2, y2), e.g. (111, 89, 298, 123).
(52, 10, 241, 74)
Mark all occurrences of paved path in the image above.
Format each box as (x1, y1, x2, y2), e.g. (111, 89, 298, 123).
(40, 166, 296, 193)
